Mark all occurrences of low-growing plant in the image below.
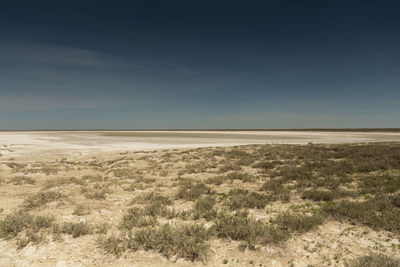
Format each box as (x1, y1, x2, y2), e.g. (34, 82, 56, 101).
(253, 161, 276, 172)
(83, 188, 109, 200)
(358, 174, 400, 195)
(193, 196, 217, 220)
(176, 182, 214, 201)
(345, 253, 400, 267)
(16, 232, 45, 249)
(44, 177, 84, 189)
(97, 235, 125, 256)
(212, 211, 289, 250)
(227, 189, 271, 210)
(322, 197, 400, 233)
(302, 189, 335, 202)
(225, 172, 255, 183)
(120, 207, 157, 230)
(22, 191, 64, 210)
(133, 192, 172, 206)
(205, 176, 225, 185)
(130, 223, 210, 262)
(273, 211, 324, 233)
(218, 162, 242, 173)
(8, 176, 35, 185)
(73, 204, 91, 216)
(53, 221, 94, 238)
(0, 212, 53, 239)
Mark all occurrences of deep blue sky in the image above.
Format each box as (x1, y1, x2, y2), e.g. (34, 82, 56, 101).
(1, 1, 399, 129)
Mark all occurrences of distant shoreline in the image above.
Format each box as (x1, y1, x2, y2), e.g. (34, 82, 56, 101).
(0, 128, 400, 132)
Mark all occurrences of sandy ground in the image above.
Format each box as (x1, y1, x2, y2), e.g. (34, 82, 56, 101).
(1, 131, 400, 158)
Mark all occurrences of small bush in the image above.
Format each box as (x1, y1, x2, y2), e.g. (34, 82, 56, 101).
(97, 235, 125, 256)
(206, 176, 225, 185)
(359, 175, 400, 195)
(83, 188, 109, 200)
(227, 189, 271, 210)
(260, 180, 284, 192)
(345, 253, 400, 267)
(8, 176, 35, 185)
(302, 189, 335, 202)
(54, 221, 94, 238)
(73, 204, 91, 216)
(176, 182, 213, 201)
(44, 177, 84, 189)
(218, 162, 242, 173)
(130, 223, 210, 262)
(225, 172, 255, 183)
(22, 191, 64, 210)
(112, 168, 136, 179)
(279, 166, 314, 185)
(133, 192, 172, 206)
(193, 196, 217, 220)
(120, 207, 157, 230)
(273, 211, 324, 233)
(253, 161, 275, 171)
(0, 212, 53, 239)
(323, 198, 400, 233)
(16, 232, 45, 249)
(212, 211, 289, 250)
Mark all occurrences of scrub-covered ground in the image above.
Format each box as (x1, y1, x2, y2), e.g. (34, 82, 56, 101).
(1, 142, 400, 266)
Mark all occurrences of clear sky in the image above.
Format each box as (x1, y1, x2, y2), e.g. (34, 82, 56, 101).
(0, 1, 399, 129)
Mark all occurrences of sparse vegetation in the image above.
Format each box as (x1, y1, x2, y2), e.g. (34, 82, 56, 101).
(345, 254, 400, 267)
(53, 221, 94, 238)
(176, 182, 214, 201)
(227, 189, 271, 210)
(212, 211, 290, 250)
(8, 176, 35, 185)
(0, 212, 53, 239)
(130, 223, 210, 262)
(22, 191, 64, 209)
(273, 211, 324, 233)
(2, 141, 400, 265)
(120, 207, 157, 230)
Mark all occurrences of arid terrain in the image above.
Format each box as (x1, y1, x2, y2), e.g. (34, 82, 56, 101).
(1, 131, 400, 266)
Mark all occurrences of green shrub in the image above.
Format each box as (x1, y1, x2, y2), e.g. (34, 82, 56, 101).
(323, 198, 400, 233)
(0, 212, 53, 239)
(130, 223, 210, 262)
(359, 175, 400, 195)
(273, 211, 324, 233)
(16, 232, 45, 249)
(22, 191, 64, 210)
(73, 204, 91, 216)
(97, 235, 125, 256)
(212, 211, 289, 250)
(8, 176, 35, 185)
(54, 221, 94, 238)
(227, 189, 271, 210)
(345, 253, 400, 267)
(119, 207, 157, 230)
(83, 188, 109, 200)
(302, 189, 335, 201)
(133, 192, 172, 206)
(44, 177, 84, 189)
(193, 196, 217, 220)
(225, 172, 255, 183)
(253, 161, 275, 171)
(176, 182, 213, 201)
(205, 176, 225, 185)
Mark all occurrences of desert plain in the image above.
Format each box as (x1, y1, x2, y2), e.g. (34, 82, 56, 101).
(1, 131, 400, 266)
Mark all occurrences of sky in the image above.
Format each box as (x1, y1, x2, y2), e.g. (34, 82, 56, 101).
(0, 0, 399, 129)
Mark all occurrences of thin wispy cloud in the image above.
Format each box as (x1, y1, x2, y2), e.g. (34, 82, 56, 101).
(0, 43, 114, 68)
